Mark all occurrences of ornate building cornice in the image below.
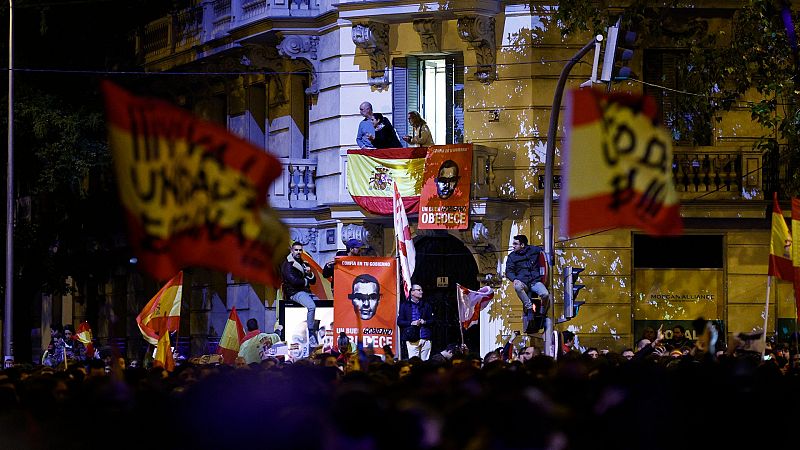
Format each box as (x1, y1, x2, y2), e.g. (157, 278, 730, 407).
(351, 21, 390, 89)
(277, 35, 321, 95)
(457, 15, 497, 83)
(413, 19, 442, 53)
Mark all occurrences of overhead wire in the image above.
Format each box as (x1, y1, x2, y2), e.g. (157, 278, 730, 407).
(7, 53, 784, 258)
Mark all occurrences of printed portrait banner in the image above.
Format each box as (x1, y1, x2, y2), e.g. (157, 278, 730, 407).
(562, 88, 682, 237)
(347, 147, 427, 215)
(419, 144, 473, 229)
(333, 257, 397, 356)
(102, 81, 290, 286)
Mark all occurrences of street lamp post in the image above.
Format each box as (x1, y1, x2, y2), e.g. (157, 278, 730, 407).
(542, 34, 602, 357)
(4, 0, 14, 367)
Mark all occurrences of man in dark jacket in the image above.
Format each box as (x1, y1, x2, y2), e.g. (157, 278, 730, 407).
(282, 241, 319, 346)
(397, 284, 435, 360)
(505, 234, 550, 332)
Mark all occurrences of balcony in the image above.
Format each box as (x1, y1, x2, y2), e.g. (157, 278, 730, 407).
(270, 158, 318, 210)
(269, 144, 498, 211)
(671, 146, 765, 200)
(136, 0, 326, 65)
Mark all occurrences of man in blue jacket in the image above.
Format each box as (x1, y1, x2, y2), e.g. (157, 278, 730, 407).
(397, 284, 435, 361)
(505, 234, 550, 332)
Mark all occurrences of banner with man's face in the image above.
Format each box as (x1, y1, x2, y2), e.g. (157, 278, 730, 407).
(333, 257, 397, 356)
(419, 144, 472, 229)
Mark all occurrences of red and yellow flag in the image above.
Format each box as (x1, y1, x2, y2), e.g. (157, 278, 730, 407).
(562, 89, 682, 237)
(216, 307, 245, 365)
(154, 329, 175, 372)
(75, 321, 94, 358)
(102, 81, 289, 287)
(769, 192, 793, 281)
(791, 197, 800, 319)
(346, 147, 427, 215)
(137, 271, 183, 346)
(303, 251, 333, 300)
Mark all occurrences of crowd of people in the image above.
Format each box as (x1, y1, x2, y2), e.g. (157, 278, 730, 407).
(3, 323, 800, 449)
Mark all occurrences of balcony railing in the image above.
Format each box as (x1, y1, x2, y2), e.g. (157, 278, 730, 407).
(137, 0, 325, 63)
(671, 146, 765, 200)
(270, 158, 317, 209)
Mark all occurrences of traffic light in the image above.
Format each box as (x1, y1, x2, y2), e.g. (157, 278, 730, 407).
(600, 21, 637, 82)
(558, 266, 585, 323)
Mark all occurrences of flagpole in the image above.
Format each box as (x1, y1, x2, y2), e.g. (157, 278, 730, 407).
(763, 275, 772, 357)
(396, 252, 401, 360)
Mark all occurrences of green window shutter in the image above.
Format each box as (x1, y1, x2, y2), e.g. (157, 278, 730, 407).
(447, 53, 465, 144)
(392, 57, 408, 138)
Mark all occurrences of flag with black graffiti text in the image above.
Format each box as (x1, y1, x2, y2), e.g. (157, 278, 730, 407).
(561, 88, 682, 237)
(102, 82, 289, 286)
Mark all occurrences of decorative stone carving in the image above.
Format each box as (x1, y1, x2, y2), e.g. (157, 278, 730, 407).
(457, 15, 497, 83)
(458, 220, 502, 250)
(342, 223, 385, 255)
(413, 19, 442, 53)
(289, 227, 318, 252)
(277, 35, 321, 95)
(352, 22, 390, 89)
(341, 223, 367, 244)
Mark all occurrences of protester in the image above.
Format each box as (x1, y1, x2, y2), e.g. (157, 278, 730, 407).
(356, 101, 375, 148)
(368, 113, 403, 149)
(505, 234, 550, 332)
(397, 284, 434, 361)
(322, 238, 365, 287)
(402, 110, 434, 146)
(281, 241, 319, 346)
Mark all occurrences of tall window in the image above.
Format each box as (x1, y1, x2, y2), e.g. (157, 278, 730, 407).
(392, 54, 464, 145)
(643, 50, 712, 146)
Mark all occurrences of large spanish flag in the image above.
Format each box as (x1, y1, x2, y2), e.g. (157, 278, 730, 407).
(102, 81, 289, 286)
(137, 271, 183, 346)
(562, 89, 682, 237)
(769, 192, 793, 281)
(347, 147, 427, 215)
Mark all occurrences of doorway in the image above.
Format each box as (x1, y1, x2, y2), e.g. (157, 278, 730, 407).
(411, 234, 480, 354)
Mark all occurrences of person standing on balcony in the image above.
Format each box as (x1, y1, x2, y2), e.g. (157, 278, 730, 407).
(403, 111, 434, 146)
(368, 113, 403, 149)
(357, 101, 376, 148)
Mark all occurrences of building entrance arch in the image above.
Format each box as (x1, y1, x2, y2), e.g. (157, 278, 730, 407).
(412, 234, 480, 354)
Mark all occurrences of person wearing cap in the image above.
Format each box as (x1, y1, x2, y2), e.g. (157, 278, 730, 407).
(322, 238, 365, 287)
